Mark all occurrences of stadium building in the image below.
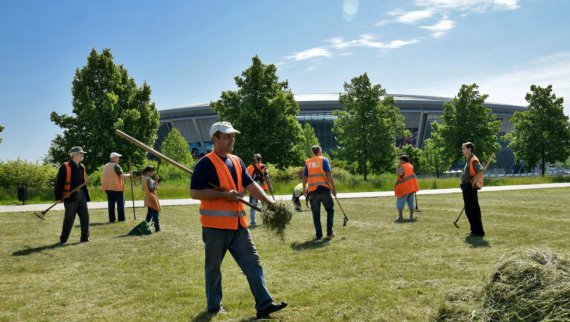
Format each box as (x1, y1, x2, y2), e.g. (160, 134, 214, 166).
(157, 93, 526, 173)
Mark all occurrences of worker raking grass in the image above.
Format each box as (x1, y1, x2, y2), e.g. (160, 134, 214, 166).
(260, 202, 293, 241)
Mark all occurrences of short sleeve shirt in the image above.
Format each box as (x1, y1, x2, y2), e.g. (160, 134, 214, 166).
(190, 154, 253, 190)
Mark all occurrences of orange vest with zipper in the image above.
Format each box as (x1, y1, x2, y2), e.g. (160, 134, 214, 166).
(305, 156, 331, 193)
(62, 161, 87, 198)
(141, 176, 161, 211)
(199, 152, 248, 230)
(101, 162, 125, 192)
(394, 162, 420, 197)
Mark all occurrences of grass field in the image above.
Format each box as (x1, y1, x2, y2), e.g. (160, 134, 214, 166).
(1, 188, 569, 321)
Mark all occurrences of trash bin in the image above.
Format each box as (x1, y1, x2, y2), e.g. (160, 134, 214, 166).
(17, 185, 27, 205)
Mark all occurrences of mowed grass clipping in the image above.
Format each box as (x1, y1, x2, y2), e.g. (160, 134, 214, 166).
(0, 188, 569, 322)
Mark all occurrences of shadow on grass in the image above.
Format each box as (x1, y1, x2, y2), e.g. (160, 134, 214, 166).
(465, 235, 490, 248)
(394, 218, 417, 224)
(12, 241, 81, 256)
(290, 238, 331, 251)
(190, 310, 215, 322)
(73, 222, 115, 227)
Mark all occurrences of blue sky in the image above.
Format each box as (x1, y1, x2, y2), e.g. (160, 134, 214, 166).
(1, 0, 569, 161)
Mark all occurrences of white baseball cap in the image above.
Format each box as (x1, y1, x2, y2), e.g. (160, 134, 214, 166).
(110, 152, 122, 159)
(209, 121, 241, 137)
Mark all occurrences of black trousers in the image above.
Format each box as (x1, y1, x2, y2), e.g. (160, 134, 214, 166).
(461, 183, 485, 236)
(106, 190, 125, 222)
(309, 187, 334, 239)
(60, 191, 90, 242)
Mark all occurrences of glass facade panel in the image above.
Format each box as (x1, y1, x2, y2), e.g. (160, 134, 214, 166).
(298, 112, 337, 153)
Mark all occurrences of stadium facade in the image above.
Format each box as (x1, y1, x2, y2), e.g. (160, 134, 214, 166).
(157, 93, 526, 172)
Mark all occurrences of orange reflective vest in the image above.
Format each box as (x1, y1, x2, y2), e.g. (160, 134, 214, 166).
(247, 163, 268, 190)
(62, 161, 87, 198)
(468, 155, 480, 177)
(394, 162, 420, 197)
(199, 152, 248, 230)
(305, 156, 331, 193)
(101, 162, 125, 192)
(141, 176, 161, 211)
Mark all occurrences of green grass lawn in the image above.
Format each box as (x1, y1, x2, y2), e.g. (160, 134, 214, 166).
(1, 188, 569, 321)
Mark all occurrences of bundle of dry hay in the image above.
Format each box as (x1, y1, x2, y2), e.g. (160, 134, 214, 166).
(259, 202, 293, 241)
(435, 248, 570, 321)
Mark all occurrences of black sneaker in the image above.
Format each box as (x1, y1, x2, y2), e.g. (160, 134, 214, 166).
(256, 301, 288, 318)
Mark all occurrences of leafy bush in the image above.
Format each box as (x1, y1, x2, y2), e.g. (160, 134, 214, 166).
(0, 159, 58, 189)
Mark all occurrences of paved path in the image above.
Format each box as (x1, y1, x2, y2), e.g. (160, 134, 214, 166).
(1, 183, 568, 213)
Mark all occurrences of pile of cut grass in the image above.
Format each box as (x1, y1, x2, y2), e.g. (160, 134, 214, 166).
(436, 248, 570, 321)
(259, 202, 293, 241)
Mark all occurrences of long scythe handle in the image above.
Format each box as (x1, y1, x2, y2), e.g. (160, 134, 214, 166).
(36, 182, 88, 220)
(115, 129, 261, 212)
(128, 157, 136, 220)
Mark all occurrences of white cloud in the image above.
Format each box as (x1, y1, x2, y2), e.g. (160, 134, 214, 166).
(375, 19, 390, 27)
(385, 39, 421, 49)
(390, 10, 434, 24)
(286, 47, 332, 61)
(421, 17, 455, 37)
(414, 0, 519, 13)
(479, 53, 570, 112)
(328, 34, 420, 50)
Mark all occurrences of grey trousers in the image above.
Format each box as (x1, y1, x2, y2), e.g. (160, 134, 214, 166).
(60, 191, 90, 242)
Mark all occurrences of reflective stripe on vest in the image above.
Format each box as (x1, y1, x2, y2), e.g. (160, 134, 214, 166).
(62, 161, 87, 198)
(101, 162, 124, 191)
(469, 156, 480, 177)
(394, 162, 420, 197)
(305, 156, 331, 192)
(199, 153, 248, 230)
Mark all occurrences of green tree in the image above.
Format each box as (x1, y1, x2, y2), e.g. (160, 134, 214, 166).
(297, 123, 319, 159)
(506, 85, 570, 176)
(334, 73, 406, 180)
(0, 124, 4, 144)
(160, 128, 193, 166)
(210, 56, 304, 169)
(400, 144, 421, 174)
(419, 130, 452, 177)
(432, 84, 501, 164)
(48, 49, 160, 173)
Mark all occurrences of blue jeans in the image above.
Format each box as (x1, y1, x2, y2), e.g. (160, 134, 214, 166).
(145, 207, 160, 231)
(202, 225, 273, 312)
(396, 193, 415, 211)
(106, 190, 125, 222)
(309, 187, 335, 239)
(249, 196, 259, 225)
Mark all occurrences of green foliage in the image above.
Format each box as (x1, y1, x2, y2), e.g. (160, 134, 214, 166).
(48, 48, 160, 173)
(432, 84, 501, 164)
(419, 130, 453, 177)
(297, 123, 319, 159)
(159, 128, 193, 167)
(0, 124, 4, 143)
(211, 56, 304, 169)
(399, 144, 422, 174)
(334, 73, 407, 180)
(0, 159, 58, 190)
(506, 85, 570, 176)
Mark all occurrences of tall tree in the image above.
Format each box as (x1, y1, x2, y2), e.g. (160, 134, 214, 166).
(334, 73, 406, 180)
(400, 144, 422, 174)
(0, 124, 4, 144)
(432, 84, 501, 164)
(298, 123, 320, 159)
(506, 85, 570, 176)
(160, 128, 193, 166)
(211, 56, 304, 169)
(48, 49, 160, 173)
(419, 130, 452, 177)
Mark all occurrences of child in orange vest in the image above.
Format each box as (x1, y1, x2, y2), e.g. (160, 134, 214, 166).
(142, 166, 161, 232)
